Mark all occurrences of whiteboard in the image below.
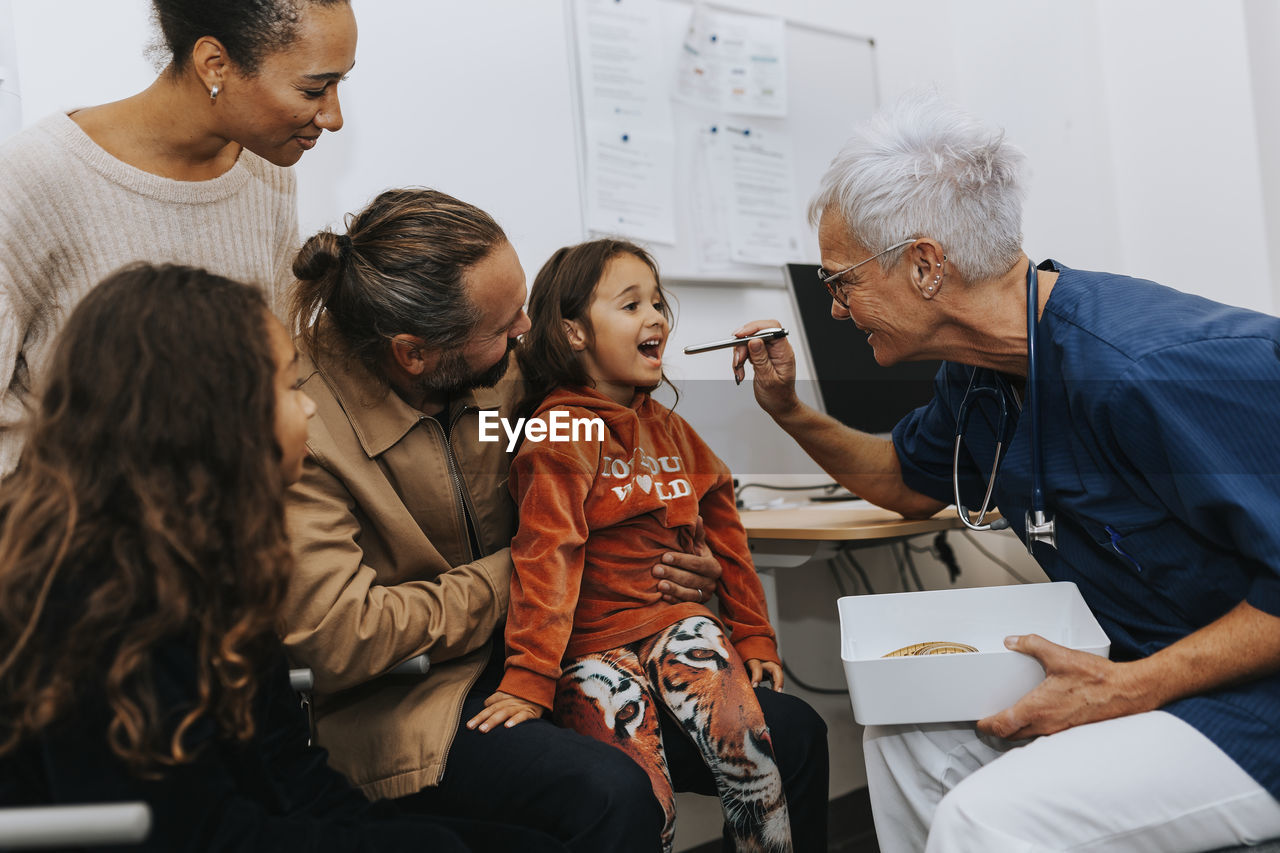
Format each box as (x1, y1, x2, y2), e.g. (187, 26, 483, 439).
(569, 0, 880, 285)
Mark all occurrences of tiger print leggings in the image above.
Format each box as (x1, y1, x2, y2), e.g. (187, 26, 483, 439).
(554, 615, 793, 853)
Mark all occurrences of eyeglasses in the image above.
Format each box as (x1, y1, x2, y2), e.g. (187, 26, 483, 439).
(817, 239, 916, 307)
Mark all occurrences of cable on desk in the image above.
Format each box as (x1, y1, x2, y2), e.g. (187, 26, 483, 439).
(733, 480, 843, 506)
(932, 531, 962, 582)
(961, 531, 1035, 585)
(905, 531, 962, 583)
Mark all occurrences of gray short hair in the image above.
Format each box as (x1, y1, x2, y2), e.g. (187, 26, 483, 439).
(808, 92, 1028, 283)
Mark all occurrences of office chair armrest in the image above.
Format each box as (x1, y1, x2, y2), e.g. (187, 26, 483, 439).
(0, 802, 151, 849)
(288, 667, 315, 694)
(387, 652, 431, 676)
(288, 651, 431, 695)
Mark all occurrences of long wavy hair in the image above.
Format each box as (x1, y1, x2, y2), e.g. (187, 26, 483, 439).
(516, 239, 677, 421)
(0, 264, 293, 773)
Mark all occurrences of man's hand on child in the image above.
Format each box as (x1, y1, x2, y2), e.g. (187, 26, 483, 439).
(654, 516, 721, 604)
(465, 691, 545, 733)
(747, 659, 784, 691)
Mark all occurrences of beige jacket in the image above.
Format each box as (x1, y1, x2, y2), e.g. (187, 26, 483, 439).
(281, 330, 518, 799)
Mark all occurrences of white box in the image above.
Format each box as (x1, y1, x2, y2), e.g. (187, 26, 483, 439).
(838, 582, 1110, 725)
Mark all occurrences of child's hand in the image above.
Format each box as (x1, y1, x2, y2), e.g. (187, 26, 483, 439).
(746, 659, 784, 691)
(465, 691, 544, 733)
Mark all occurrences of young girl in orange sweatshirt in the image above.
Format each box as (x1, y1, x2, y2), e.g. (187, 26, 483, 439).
(466, 238, 792, 852)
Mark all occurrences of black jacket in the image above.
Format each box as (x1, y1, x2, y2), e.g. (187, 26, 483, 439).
(0, 642, 469, 852)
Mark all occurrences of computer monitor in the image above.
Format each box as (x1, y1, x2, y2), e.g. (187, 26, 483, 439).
(783, 263, 942, 435)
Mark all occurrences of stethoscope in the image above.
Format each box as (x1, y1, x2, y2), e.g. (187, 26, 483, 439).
(952, 260, 1057, 553)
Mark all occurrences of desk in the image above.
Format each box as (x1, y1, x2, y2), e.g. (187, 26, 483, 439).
(738, 500, 967, 629)
(741, 501, 962, 543)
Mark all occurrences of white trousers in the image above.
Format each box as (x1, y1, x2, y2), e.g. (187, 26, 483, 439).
(864, 711, 1280, 853)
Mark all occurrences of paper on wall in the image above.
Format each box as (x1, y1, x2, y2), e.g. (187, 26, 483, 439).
(574, 0, 677, 244)
(694, 121, 803, 267)
(674, 2, 788, 118)
(584, 121, 678, 245)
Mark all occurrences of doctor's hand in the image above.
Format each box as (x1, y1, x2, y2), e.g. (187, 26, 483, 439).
(977, 633, 1151, 741)
(654, 515, 721, 604)
(731, 319, 799, 419)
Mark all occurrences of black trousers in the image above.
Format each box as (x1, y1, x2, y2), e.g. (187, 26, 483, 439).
(399, 649, 829, 852)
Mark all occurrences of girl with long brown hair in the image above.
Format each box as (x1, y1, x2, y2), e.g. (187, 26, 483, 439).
(0, 264, 502, 850)
(467, 239, 794, 853)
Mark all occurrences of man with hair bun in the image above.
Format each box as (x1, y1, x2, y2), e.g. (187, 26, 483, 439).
(737, 93, 1280, 852)
(282, 187, 830, 853)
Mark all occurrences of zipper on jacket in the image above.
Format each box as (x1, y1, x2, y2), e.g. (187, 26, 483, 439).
(422, 410, 478, 562)
(435, 639, 490, 785)
(427, 403, 493, 784)
(445, 404, 485, 560)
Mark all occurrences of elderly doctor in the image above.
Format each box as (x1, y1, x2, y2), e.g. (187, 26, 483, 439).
(734, 94, 1280, 852)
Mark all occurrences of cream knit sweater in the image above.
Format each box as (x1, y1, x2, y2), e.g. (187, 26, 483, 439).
(0, 112, 300, 476)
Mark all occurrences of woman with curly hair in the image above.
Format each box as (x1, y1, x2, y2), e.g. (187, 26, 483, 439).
(0, 264, 558, 851)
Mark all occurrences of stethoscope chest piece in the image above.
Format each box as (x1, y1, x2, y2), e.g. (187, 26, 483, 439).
(1025, 508, 1056, 551)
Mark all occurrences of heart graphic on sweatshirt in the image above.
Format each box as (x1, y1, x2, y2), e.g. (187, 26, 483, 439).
(635, 474, 653, 494)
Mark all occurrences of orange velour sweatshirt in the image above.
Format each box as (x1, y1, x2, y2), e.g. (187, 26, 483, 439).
(498, 386, 779, 711)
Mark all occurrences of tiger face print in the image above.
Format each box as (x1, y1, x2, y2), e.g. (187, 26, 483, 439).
(554, 650, 677, 851)
(556, 655, 649, 740)
(555, 616, 792, 852)
(644, 616, 792, 852)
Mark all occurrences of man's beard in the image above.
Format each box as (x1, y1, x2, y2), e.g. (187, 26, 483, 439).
(417, 339, 515, 397)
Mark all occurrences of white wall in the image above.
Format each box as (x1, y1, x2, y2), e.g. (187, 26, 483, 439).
(1244, 0, 1280, 302)
(6, 0, 586, 278)
(9, 0, 154, 117)
(1097, 0, 1272, 311)
(5, 1, 1276, 848)
(838, 0, 1276, 311)
(11, 1, 1274, 306)
(290, 1, 585, 283)
(936, 0, 1126, 279)
(0, 0, 24, 137)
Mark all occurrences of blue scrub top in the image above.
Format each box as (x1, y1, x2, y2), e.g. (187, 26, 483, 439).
(893, 260, 1280, 798)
